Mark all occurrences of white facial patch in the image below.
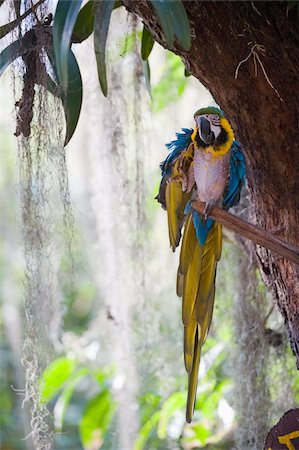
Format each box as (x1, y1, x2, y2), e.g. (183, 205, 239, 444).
(195, 114, 221, 141)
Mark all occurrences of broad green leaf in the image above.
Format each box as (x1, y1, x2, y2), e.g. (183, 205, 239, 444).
(40, 357, 77, 403)
(53, 0, 82, 90)
(54, 368, 90, 431)
(133, 411, 160, 450)
(72, 0, 121, 44)
(141, 26, 154, 60)
(79, 389, 116, 449)
(151, 0, 174, 48)
(63, 49, 83, 145)
(157, 392, 185, 439)
(150, 0, 191, 50)
(94, 0, 116, 97)
(168, 0, 191, 50)
(0, 36, 34, 76)
(72, 0, 95, 43)
(142, 59, 151, 98)
(46, 46, 83, 145)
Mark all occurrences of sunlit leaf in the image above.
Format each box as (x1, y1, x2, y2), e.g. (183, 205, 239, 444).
(79, 389, 116, 449)
(54, 368, 90, 431)
(141, 26, 154, 60)
(94, 0, 116, 97)
(0, 35, 34, 76)
(120, 31, 142, 56)
(53, 0, 82, 90)
(133, 411, 161, 450)
(192, 423, 210, 444)
(40, 357, 77, 403)
(151, 51, 188, 111)
(157, 392, 185, 439)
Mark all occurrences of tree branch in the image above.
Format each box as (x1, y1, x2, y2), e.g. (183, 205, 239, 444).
(192, 201, 299, 265)
(0, 0, 46, 39)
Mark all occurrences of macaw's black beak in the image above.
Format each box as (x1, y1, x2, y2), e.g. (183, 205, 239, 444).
(199, 116, 215, 145)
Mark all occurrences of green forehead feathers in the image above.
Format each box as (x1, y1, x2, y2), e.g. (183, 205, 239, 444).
(193, 106, 224, 118)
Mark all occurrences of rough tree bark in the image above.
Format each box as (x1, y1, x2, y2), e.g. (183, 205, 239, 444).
(123, 1, 299, 365)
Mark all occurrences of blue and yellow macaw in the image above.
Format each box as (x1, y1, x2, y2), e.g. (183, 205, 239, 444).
(157, 106, 246, 423)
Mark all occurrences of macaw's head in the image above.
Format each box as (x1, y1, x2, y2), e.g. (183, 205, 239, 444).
(192, 106, 234, 154)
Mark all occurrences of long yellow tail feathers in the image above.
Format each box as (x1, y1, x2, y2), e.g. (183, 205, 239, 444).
(186, 329, 201, 423)
(181, 220, 222, 422)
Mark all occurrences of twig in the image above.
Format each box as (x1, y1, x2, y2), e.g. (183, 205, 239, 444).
(192, 201, 299, 265)
(0, 0, 46, 39)
(235, 41, 283, 102)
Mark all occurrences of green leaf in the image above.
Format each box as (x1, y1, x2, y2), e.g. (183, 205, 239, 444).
(157, 392, 185, 439)
(151, 51, 187, 111)
(72, 0, 122, 44)
(168, 0, 191, 50)
(141, 26, 154, 60)
(72, 0, 95, 43)
(40, 357, 77, 403)
(94, 0, 116, 97)
(63, 49, 83, 145)
(54, 368, 90, 431)
(142, 59, 151, 99)
(0, 36, 34, 77)
(133, 410, 161, 450)
(151, 0, 174, 48)
(46, 46, 83, 145)
(192, 423, 210, 444)
(184, 68, 191, 77)
(79, 389, 116, 449)
(53, 0, 82, 90)
(150, 0, 191, 50)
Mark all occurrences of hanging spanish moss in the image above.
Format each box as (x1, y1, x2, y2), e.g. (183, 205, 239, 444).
(79, 10, 149, 449)
(232, 247, 270, 449)
(10, 1, 75, 448)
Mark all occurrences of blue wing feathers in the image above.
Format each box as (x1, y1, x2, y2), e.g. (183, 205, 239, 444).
(161, 128, 193, 175)
(223, 141, 246, 210)
(157, 128, 193, 208)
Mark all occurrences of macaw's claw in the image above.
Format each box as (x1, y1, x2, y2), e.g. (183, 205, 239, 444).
(203, 200, 217, 220)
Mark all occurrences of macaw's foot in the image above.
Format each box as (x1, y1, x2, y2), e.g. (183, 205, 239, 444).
(203, 200, 217, 220)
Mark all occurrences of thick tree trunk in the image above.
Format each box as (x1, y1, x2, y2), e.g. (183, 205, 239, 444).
(124, 1, 299, 365)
